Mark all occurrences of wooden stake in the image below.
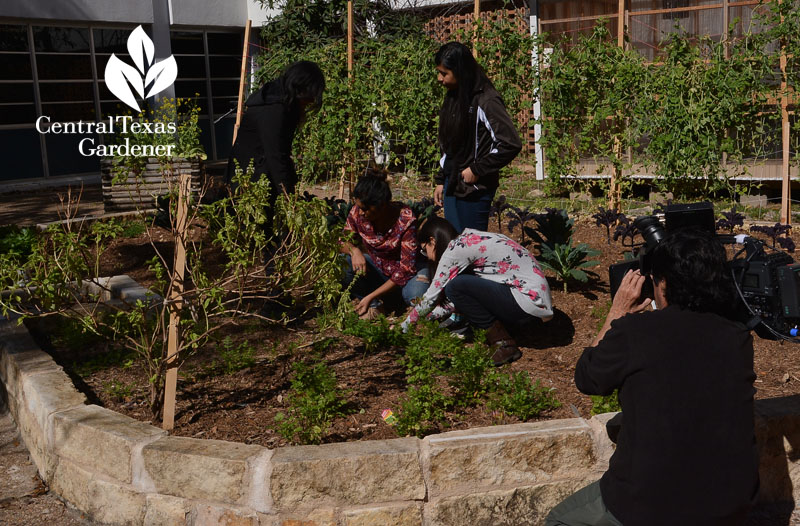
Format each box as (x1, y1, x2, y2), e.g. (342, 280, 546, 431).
(473, 0, 480, 57)
(340, 1, 353, 200)
(162, 170, 190, 431)
(780, 24, 791, 224)
(608, 0, 625, 211)
(233, 20, 252, 146)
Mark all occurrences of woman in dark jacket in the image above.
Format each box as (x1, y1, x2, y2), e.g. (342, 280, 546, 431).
(433, 42, 522, 233)
(226, 60, 325, 214)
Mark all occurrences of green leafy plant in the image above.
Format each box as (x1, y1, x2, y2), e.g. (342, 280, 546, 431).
(341, 312, 406, 352)
(538, 242, 601, 292)
(447, 333, 497, 406)
(217, 337, 256, 374)
(590, 390, 621, 415)
(0, 165, 350, 421)
(489, 372, 561, 421)
(274, 358, 349, 444)
(0, 225, 37, 261)
(395, 321, 452, 437)
(103, 380, 135, 402)
(527, 208, 575, 252)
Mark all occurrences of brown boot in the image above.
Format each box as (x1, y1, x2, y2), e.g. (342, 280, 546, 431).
(486, 320, 522, 366)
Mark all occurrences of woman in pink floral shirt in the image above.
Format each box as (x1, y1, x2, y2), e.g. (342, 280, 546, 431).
(342, 172, 429, 319)
(401, 217, 553, 365)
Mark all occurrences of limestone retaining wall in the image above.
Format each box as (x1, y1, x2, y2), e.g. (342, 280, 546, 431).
(2, 313, 800, 525)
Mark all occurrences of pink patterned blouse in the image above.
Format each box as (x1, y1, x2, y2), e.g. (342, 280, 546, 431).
(344, 203, 418, 286)
(401, 229, 553, 331)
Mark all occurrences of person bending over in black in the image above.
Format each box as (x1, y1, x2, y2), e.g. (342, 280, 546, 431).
(226, 60, 325, 234)
(546, 228, 758, 526)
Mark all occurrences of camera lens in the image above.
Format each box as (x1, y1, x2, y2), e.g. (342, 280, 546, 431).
(634, 216, 666, 250)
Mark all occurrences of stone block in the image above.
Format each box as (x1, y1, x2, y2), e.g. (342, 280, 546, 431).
(89, 476, 146, 525)
(145, 494, 190, 526)
(53, 404, 165, 483)
(0, 320, 60, 399)
(426, 479, 591, 526)
(50, 458, 93, 514)
(270, 438, 425, 509)
(586, 412, 620, 467)
(755, 397, 800, 503)
(188, 504, 259, 526)
(258, 508, 337, 526)
(14, 403, 57, 482)
(569, 192, 592, 203)
(341, 503, 423, 526)
(19, 369, 87, 440)
(648, 191, 673, 204)
(143, 436, 264, 502)
(740, 194, 768, 208)
(425, 420, 595, 496)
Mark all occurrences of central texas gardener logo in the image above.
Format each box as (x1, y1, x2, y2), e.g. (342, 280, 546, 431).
(105, 25, 178, 112)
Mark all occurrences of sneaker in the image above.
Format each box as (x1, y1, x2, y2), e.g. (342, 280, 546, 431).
(439, 314, 472, 339)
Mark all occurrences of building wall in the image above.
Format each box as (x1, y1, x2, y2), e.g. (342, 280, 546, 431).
(0, 0, 261, 27)
(0, 0, 154, 25)
(0, 0, 261, 184)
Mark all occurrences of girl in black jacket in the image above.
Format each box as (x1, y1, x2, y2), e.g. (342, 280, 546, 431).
(433, 42, 522, 233)
(226, 60, 325, 222)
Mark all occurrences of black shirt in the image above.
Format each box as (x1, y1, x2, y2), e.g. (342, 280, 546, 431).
(575, 306, 758, 525)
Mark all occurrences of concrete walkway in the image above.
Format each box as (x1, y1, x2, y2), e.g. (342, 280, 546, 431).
(0, 400, 95, 526)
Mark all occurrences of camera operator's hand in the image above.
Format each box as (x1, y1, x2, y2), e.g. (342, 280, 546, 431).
(434, 185, 444, 207)
(592, 270, 651, 347)
(611, 269, 651, 317)
(350, 247, 367, 274)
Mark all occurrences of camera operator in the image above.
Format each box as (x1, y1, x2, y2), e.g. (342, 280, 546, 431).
(546, 228, 758, 526)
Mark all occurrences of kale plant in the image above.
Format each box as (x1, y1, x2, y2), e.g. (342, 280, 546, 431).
(715, 206, 745, 233)
(592, 206, 624, 244)
(750, 223, 795, 252)
(405, 197, 440, 223)
(505, 205, 538, 247)
(490, 195, 511, 232)
(538, 242, 601, 292)
(613, 215, 640, 247)
(528, 208, 574, 253)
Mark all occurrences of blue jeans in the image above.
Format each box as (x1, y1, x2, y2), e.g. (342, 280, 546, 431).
(443, 178, 495, 233)
(444, 274, 530, 329)
(343, 253, 429, 307)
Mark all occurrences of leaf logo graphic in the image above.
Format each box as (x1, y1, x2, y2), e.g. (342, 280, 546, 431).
(104, 26, 178, 112)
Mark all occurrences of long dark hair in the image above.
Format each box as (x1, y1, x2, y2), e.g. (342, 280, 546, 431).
(435, 42, 492, 157)
(650, 228, 736, 316)
(417, 217, 459, 275)
(281, 60, 325, 115)
(352, 169, 392, 208)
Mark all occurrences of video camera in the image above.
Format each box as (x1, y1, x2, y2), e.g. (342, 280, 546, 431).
(609, 202, 800, 341)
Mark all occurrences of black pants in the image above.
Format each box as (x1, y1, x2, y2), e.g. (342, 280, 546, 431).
(444, 274, 530, 329)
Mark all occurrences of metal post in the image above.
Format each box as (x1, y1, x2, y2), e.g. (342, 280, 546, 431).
(150, 0, 176, 104)
(529, 0, 545, 181)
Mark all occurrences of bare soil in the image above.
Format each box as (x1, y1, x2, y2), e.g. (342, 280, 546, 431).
(21, 219, 800, 449)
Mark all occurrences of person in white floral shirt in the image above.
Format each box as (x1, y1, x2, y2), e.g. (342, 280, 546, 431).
(401, 217, 553, 365)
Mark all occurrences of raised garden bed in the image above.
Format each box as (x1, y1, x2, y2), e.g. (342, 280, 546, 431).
(21, 219, 800, 448)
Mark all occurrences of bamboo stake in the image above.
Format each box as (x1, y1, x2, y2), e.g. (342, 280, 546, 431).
(608, 0, 625, 212)
(162, 170, 190, 431)
(780, 0, 791, 224)
(473, 0, 480, 58)
(233, 20, 252, 145)
(338, 2, 355, 200)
